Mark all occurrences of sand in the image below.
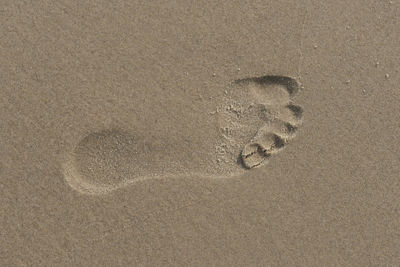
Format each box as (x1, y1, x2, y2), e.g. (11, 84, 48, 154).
(1, 0, 400, 266)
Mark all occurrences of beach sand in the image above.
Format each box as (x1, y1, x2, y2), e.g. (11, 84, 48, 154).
(1, 0, 399, 265)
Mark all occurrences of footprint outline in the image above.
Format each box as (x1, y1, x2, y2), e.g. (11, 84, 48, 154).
(62, 75, 303, 195)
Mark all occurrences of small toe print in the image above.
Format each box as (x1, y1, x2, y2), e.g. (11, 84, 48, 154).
(287, 103, 303, 120)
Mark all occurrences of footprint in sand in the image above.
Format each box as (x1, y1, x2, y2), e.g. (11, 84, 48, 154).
(62, 75, 303, 195)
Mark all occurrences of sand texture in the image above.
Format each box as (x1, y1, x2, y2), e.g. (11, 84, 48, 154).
(1, 0, 400, 266)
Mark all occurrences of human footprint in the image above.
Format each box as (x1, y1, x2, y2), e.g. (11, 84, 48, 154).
(62, 75, 303, 195)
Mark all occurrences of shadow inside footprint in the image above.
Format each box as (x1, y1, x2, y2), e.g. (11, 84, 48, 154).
(235, 75, 300, 96)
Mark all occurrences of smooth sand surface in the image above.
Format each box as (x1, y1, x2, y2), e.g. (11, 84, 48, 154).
(1, 0, 400, 265)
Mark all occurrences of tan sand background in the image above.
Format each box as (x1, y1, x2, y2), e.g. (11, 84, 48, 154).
(1, 0, 400, 265)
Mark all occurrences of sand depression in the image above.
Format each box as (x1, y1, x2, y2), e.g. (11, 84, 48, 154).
(63, 75, 303, 195)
